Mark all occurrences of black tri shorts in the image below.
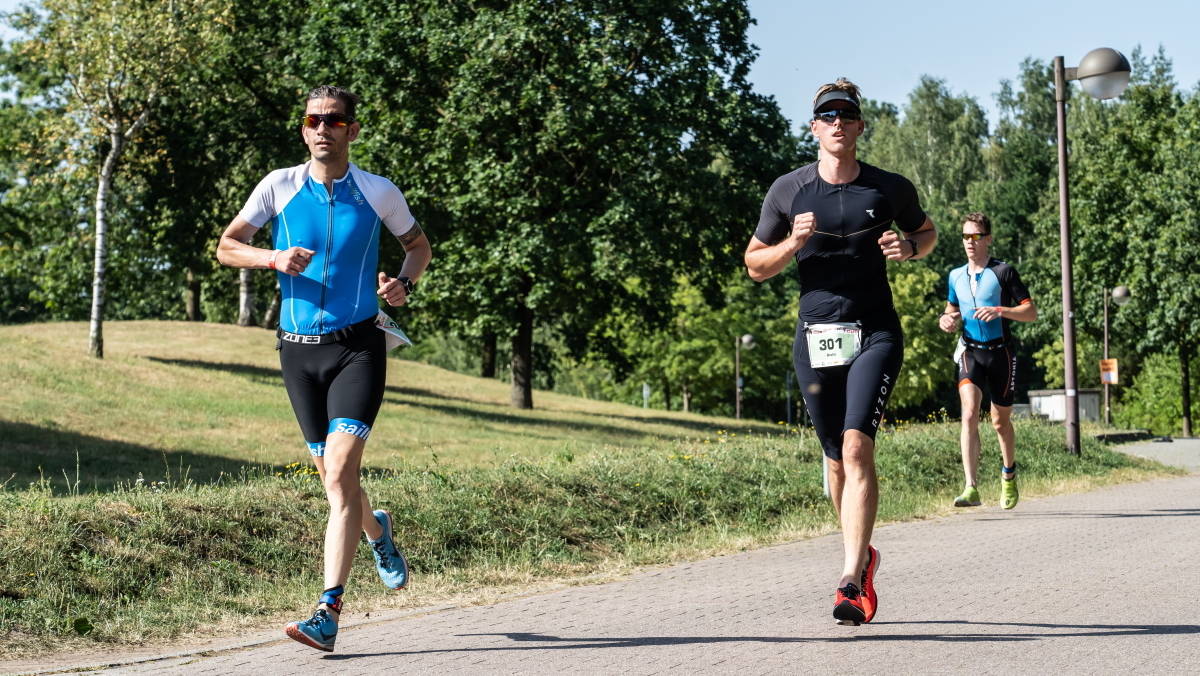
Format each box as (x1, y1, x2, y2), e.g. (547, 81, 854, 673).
(279, 323, 387, 451)
(793, 322, 903, 460)
(957, 344, 1017, 408)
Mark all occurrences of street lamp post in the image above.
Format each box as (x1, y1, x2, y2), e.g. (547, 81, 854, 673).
(1103, 285, 1132, 425)
(1053, 47, 1130, 454)
(735, 333, 755, 419)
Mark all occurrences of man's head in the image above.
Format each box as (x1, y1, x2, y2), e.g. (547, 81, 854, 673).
(961, 211, 992, 260)
(301, 85, 361, 164)
(810, 78, 864, 155)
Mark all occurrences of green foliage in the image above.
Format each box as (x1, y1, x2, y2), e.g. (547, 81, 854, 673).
(1115, 351, 1200, 436)
(861, 76, 988, 274)
(889, 264, 955, 408)
(292, 0, 799, 405)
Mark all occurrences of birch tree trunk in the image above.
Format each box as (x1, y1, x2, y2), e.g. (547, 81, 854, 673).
(262, 284, 281, 329)
(88, 129, 125, 359)
(1182, 339, 1193, 438)
(237, 268, 255, 326)
(184, 267, 202, 321)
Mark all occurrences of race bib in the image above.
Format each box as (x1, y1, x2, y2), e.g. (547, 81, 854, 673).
(375, 310, 413, 351)
(805, 322, 862, 369)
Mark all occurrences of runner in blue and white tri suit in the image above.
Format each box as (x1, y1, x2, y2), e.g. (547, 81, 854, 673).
(216, 85, 432, 653)
(939, 212, 1037, 511)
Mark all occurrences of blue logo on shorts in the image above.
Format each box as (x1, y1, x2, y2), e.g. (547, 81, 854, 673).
(328, 417, 372, 441)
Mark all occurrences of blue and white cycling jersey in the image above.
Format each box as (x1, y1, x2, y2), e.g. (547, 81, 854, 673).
(948, 257, 1031, 346)
(238, 162, 416, 335)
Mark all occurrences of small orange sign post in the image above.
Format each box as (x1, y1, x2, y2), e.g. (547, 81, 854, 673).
(1099, 358, 1119, 385)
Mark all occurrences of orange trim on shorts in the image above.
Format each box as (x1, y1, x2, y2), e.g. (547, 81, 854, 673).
(959, 378, 974, 388)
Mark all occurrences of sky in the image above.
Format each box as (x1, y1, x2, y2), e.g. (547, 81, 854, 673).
(2, 0, 1198, 131)
(746, 0, 1200, 132)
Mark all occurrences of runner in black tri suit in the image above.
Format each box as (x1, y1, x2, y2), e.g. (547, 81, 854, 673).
(745, 78, 938, 627)
(938, 212, 1037, 511)
(216, 85, 432, 653)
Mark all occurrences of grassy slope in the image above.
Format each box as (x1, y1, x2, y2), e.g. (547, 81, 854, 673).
(0, 321, 776, 492)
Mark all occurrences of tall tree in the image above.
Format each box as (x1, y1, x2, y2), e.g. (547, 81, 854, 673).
(10, 0, 230, 356)
(303, 0, 795, 408)
(860, 76, 988, 275)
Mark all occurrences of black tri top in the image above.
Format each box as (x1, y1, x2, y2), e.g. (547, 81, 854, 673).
(755, 161, 927, 329)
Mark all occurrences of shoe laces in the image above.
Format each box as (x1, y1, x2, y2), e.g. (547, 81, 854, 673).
(838, 583, 861, 600)
(303, 608, 331, 628)
(372, 538, 396, 566)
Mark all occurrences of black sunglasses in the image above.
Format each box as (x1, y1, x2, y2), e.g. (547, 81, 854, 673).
(814, 108, 862, 123)
(302, 113, 354, 129)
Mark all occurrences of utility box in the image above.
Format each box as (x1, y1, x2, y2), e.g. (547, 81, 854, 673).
(1027, 389, 1102, 421)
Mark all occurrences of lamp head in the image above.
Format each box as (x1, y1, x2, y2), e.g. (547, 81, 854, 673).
(741, 334, 756, 349)
(1077, 47, 1131, 100)
(1111, 285, 1132, 306)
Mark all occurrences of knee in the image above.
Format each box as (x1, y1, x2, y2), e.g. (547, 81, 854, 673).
(322, 465, 360, 503)
(962, 408, 981, 426)
(840, 436, 874, 472)
(991, 413, 1011, 432)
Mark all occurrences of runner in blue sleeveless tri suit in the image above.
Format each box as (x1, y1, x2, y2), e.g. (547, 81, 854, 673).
(746, 79, 938, 627)
(216, 85, 432, 653)
(938, 212, 1036, 511)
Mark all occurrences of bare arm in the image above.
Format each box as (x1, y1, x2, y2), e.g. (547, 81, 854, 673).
(377, 223, 433, 307)
(974, 299, 1038, 323)
(939, 301, 961, 333)
(215, 217, 314, 276)
(878, 216, 938, 261)
(744, 212, 815, 281)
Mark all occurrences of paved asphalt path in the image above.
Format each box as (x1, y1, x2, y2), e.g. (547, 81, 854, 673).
(9, 439, 1199, 675)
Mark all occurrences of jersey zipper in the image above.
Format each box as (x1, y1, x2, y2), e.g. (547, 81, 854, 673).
(318, 189, 334, 333)
(837, 186, 845, 252)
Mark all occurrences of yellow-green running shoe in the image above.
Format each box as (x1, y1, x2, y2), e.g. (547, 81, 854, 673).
(953, 486, 981, 507)
(1001, 476, 1019, 510)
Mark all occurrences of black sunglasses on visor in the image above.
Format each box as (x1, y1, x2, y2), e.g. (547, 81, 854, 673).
(814, 108, 862, 123)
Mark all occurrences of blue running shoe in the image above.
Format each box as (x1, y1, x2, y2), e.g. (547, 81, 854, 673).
(285, 604, 339, 652)
(369, 509, 409, 589)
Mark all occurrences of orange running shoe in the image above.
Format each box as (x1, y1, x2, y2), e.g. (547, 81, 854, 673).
(860, 545, 881, 623)
(833, 582, 866, 625)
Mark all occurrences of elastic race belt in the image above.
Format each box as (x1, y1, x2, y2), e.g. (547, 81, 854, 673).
(963, 338, 1011, 351)
(278, 317, 375, 345)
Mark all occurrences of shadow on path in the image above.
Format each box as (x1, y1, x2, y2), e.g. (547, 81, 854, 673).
(321, 621, 1200, 659)
(976, 507, 1200, 521)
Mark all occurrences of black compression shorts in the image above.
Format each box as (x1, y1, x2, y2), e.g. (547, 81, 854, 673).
(279, 325, 387, 456)
(957, 344, 1017, 407)
(794, 323, 903, 460)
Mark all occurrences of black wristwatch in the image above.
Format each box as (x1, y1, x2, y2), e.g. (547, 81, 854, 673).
(906, 239, 918, 259)
(398, 276, 415, 295)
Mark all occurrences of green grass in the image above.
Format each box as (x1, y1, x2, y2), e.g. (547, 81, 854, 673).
(0, 321, 1183, 658)
(0, 321, 778, 492)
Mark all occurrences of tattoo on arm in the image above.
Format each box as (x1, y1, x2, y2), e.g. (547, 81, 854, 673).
(398, 222, 425, 248)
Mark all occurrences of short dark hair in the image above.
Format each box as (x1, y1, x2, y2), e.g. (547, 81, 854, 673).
(307, 85, 360, 121)
(962, 211, 991, 235)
